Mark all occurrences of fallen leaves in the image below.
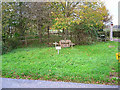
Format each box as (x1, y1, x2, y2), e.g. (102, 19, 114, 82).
(108, 45, 115, 48)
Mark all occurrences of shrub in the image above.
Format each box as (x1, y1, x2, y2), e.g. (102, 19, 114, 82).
(2, 38, 20, 54)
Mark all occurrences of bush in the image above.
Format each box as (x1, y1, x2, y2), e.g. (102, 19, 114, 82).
(2, 38, 20, 54)
(106, 31, 120, 37)
(71, 29, 98, 45)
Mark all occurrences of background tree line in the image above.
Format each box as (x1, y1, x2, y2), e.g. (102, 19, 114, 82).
(2, 1, 111, 54)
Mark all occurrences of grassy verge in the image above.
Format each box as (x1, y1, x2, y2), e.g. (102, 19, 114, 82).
(2, 41, 119, 85)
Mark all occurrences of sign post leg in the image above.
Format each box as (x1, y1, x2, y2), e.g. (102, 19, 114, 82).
(110, 22, 113, 41)
(58, 50, 59, 54)
(110, 26, 113, 41)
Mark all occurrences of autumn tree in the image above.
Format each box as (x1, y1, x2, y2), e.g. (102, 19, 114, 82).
(51, 1, 111, 44)
(50, 2, 79, 39)
(2, 1, 112, 54)
(71, 2, 112, 44)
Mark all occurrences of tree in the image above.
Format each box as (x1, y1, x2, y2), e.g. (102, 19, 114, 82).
(24, 2, 52, 43)
(2, 1, 112, 54)
(50, 2, 79, 39)
(51, 1, 112, 44)
(2, 2, 31, 53)
(72, 2, 112, 44)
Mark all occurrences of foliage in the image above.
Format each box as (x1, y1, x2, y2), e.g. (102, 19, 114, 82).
(2, 2, 112, 53)
(2, 2, 21, 54)
(2, 2, 51, 53)
(50, 2, 111, 42)
(106, 31, 120, 37)
(2, 37, 20, 54)
(2, 41, 118, 85)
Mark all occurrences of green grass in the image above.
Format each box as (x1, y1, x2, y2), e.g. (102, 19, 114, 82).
(2, 41, 119, 85)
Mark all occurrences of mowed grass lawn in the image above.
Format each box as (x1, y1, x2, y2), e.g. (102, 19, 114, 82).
(2, 41, 119, 85)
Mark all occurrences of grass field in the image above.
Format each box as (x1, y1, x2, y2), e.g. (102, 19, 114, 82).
(2, 41, 119, 85)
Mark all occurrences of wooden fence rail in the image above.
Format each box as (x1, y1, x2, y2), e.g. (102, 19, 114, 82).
(18, 35, 39, 46)
(17, 33, 74, 46)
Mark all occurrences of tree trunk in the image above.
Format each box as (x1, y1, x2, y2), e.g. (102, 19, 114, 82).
(37, 18, 43, 43)
(19, 2, 24, 36)
(70, 32, 72, 40)
(47, 26, 50, 39)
(65, 29, 68, 40)
(77, 32, 80, 45)
(38, 24, 42, 43)
(63, 28, 65, 40)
